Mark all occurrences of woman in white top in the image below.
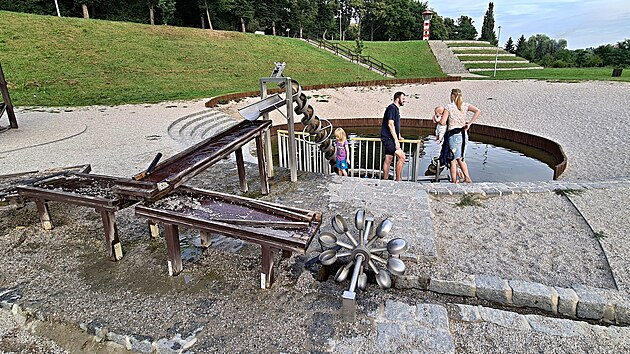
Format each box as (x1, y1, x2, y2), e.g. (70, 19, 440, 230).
(438, 88, 481, 183)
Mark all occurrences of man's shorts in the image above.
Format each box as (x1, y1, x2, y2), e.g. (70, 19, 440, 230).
(382, 138, 397, 156)
(336, 159, 348, 170)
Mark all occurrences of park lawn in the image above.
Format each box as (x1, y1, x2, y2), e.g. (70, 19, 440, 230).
(0, 11, 384, 106)
(453, 49, 509, 54)
(340, 40, 445, 78)
(475, 67, 630, 81)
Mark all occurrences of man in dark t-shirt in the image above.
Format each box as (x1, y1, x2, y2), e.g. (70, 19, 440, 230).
(380, 91, 406, 181)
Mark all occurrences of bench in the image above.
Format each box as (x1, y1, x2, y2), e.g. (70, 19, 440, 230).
(135, 186, 321, 288)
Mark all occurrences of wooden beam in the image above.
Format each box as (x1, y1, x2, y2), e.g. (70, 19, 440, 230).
(164, 224, 182, 276)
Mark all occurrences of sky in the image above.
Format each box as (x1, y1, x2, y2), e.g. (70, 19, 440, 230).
(431, 0, 630, 49)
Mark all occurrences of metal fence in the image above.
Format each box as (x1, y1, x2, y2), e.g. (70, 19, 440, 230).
(277, 130, 424, 181)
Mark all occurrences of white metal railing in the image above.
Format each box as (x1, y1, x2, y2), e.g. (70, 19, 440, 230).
(277, 130, 424, 181)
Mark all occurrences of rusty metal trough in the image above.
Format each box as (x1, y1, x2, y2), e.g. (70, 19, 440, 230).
(5, 120, 320, 287)
(135, 186, 321, 288)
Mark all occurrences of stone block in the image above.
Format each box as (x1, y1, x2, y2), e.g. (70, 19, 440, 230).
(376, 322, 403, 350)
(107, 331, 132, 350)
(415, 303, 449, 329)
(525, 314, 588, 338)
(555, 287, 578, 317)
(478, 306, 531, 331)
(475, 274, 512, 305)
(509, 280, 558, 313)
(429, 276, 476, 297)
(573, 285, 610, 320)
(406, 326, 455, 354)
(129, 334, 153, 353)
(383, 300, 415, 322)
(456, 304, 482, 322)
(616, 297, 630, 325)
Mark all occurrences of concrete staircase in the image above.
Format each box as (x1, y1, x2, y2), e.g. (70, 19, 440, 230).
(444, 40, 543, 72)
(167, 109, 237, 143)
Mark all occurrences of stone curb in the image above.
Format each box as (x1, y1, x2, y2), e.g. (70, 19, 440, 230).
(421, 177, 630, 196)
(394, 274, 630, 326)
(0, 287, 200, 354)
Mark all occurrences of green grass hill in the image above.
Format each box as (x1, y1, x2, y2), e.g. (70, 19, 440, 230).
(2, 11, 439, 107)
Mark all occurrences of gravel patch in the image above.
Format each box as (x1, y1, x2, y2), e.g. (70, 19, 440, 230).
(417, 192, 616, 289)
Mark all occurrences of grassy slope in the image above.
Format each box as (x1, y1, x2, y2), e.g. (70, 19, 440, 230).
(355, 40, 444, 78)
(0, 11, 388, 106)
(333, 40, 444, 78)
(475, 67, 630, 81)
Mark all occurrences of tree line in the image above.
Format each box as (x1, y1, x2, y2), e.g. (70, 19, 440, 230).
(0, 0, 492, 41)
(504, 35, 629, 68)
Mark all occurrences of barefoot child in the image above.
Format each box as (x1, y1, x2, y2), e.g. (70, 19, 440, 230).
(433, 106, 447, 144)
(334, 128, 351, 177)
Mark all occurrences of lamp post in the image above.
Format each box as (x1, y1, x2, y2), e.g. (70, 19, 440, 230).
(493, 25, 502, 77)
(339, 9, 342, 41)
(422, 10, 433, 40)
(54, 0, 61, 16)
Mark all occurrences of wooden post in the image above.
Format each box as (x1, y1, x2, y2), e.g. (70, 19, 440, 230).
(164, 224, 182, 276)
(235, 147, 248, 193)
(200, 231, 211, 248)
(100, 209, 122, 261)
(35, 199, 53, 230)
(255, 134, 269, 195)
(261, 245, 275, 289)
(0, 63, 18, 129)
(148, 221, 160, 238)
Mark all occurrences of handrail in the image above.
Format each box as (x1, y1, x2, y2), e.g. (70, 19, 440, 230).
(304, 36, 397, 77)
(277, 130, 423, 181)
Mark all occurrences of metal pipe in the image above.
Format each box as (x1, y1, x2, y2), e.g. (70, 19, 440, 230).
(347, 254, 364, 293)
(493, 26, 502, 78)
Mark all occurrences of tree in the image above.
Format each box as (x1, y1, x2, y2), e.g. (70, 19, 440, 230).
(479, 2, 496, 45)
(362, 0, 387, 41)
(504, 36, 514, 53)
(199, 0, 213, 29)
(158, 0, 176, 24)
(455, 16, 476, 40)
(515, 34, 526, 57)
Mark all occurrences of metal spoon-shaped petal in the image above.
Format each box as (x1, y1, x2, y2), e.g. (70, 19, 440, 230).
(332, 215, 348, 234)
(318, 232, 338, 249)
(335, 261, 354, 282)
(319, 249, 337, 266)
(387, 238, 408, 256)
(376, 269, 392, 290)
(387, 257, 406, 276)
(355, 209, 366, 231)
(357, 273, 367, 291)
(376, 219, 393, 239)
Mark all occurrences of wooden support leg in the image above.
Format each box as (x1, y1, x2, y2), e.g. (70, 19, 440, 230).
(261, 245, 275, 289)
(200, 231, 211, 248)
(281, 250, 292, 259)
(100, 209, 122, 261)
(164, 224, 183, 276)
(235, 147, 248, 193)
(148, 221, 160, 238)
(255, 134, 269, 195)
(35, 199, 53, 230)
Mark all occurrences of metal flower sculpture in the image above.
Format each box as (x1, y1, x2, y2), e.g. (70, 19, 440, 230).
(318, 209, 408, 321)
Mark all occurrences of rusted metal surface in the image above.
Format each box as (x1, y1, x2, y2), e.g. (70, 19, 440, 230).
(0, 164, 91, 206)
(16, 172, 130, 261)
(135, 186, 322, 285)
(115, 120, 272, 201)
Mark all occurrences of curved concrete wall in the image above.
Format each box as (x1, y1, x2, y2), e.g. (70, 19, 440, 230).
(271, 117, 568, 180)
(205, 76, 461, 108)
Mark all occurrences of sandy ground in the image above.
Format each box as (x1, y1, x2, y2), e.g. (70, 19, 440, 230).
(1, 80, 629, 353)
(220, 80, 630, 181)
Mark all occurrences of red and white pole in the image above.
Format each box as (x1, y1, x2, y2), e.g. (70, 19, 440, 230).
(422, 10, 433, 41)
